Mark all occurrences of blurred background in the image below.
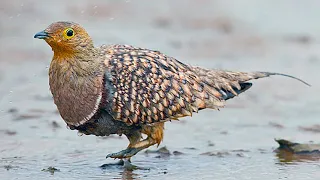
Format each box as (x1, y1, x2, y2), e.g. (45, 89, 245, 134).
(0, 0, 319, 179)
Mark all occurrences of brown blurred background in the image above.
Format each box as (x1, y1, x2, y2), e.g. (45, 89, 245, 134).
(0, 1, 319, 180)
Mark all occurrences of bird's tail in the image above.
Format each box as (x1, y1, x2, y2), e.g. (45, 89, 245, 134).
(220, 71, 310, 100)
(248, 71, 310, 86)
(191, 67, 310, 102)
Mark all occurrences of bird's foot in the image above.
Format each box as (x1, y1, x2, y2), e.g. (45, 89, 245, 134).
(106, 148, 141, 159)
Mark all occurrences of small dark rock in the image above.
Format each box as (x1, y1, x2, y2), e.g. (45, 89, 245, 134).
(207, 141, 215, 147)
(200, 151, 230, 157)
(5, 130, 16, 136)
(145, 146, 171, 157)
(42, 166, 60, 175)
(236, 153, 246, 157)
(231, 149, 250, 153)
(8, 108, 18, 113)
(173, 151, 184, 156)
(220, 131, 228, 135)
(4, 165, 13, 171)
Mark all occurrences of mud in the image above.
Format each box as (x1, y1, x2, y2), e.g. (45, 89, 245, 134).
(0, 0, 319, 180)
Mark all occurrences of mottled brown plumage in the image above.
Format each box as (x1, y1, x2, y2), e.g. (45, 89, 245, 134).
(34, 21, 309, 160)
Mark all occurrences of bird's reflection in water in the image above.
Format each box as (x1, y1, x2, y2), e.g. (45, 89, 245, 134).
(100, 160, 149, 180)
(120, 170, 140, 180)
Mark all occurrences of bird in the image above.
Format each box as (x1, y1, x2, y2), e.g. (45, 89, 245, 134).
(34, 21, 309, 162)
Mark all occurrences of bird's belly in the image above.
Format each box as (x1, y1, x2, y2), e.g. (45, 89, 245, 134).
(69, 109, 140, 136)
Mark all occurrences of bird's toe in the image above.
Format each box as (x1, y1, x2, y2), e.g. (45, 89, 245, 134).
(106, 148, 139, 159)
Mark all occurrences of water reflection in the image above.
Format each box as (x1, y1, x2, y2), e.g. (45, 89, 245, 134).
(120, 170, 140, 180)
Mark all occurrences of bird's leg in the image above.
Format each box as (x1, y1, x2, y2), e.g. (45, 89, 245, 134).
(106, 130, 142, 159)
(106, 123, 164, 159)
(106, 137, 157, 159)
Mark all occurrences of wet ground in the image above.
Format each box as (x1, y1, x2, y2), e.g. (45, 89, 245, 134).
(0, 0, 320, 179)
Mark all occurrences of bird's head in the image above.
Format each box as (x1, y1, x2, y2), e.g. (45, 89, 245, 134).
(34, 21, 94, 58)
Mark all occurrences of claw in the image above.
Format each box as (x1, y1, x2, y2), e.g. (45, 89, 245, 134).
(106, 148, 141, 159)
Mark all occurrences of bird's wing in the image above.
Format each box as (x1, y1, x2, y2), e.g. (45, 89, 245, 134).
(101, 44, 309, 125)
(102, 45, 228, 125)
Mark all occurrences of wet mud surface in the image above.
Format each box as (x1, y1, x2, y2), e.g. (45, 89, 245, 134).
(0, 0, 320, 179)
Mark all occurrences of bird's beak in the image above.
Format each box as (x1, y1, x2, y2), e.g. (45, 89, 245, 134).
(34, 30, 50, 39)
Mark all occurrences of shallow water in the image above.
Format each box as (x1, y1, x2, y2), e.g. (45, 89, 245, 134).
(0, 0, 320, 179)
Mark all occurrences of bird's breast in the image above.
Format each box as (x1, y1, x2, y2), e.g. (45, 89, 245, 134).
(49, 69, 103, 126)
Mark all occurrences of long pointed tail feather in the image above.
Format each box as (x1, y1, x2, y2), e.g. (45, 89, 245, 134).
(255, 72, 311, 86)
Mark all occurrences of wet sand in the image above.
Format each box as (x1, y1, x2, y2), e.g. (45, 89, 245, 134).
(0, 0, 319, 179)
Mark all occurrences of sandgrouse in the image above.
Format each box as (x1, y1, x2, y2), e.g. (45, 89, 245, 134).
(34, 21, 309, 160)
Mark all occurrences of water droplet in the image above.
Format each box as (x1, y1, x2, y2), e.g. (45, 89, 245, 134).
(21, 3, 24, 6)
(9, 90, 13, 93)
(93, 5, 98, 9)
(81, 10, 85, 14)
(109, 17, 114, 21)
(17, 14, 21, 17)
(9, 101, 12, 104)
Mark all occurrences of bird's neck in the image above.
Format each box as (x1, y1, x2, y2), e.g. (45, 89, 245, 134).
(51, 47, 102, 76)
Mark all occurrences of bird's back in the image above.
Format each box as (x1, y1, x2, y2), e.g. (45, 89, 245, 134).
(99, 44, 270, 126)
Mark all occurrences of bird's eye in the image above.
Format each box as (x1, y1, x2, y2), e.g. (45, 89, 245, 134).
(63, 28, 75, 39)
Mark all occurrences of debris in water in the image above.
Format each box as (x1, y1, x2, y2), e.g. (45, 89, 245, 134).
(200, 151, 230, 157)
(4, 165, 14, 171)
(220, 131, 228, 135)
(173, 151, 184, 156)
(207, 141, 215, 147)
(42, 166, 60, 175)
(231, 149, 250, 153)
(145, 146, 171, 157)
(4, 130, 17, 136)
(8, 108, 18, 114)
